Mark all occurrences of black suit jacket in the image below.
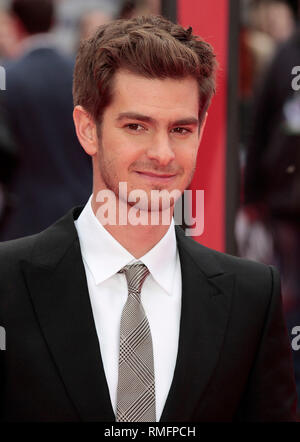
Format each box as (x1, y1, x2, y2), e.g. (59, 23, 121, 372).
(0, 206, 297, 421)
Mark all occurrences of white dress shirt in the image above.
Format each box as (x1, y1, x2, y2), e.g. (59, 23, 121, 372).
(74, 195, 182, 421)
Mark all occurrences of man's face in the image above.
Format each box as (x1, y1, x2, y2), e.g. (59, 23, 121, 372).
(94, 69, 204, 211)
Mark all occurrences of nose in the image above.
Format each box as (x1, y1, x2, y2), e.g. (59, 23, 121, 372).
(146, 133, 175, 166)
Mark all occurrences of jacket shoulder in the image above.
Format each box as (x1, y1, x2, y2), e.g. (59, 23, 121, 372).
(209, 245, 274, 278)
(176, 226, 272, 275)
(175, 226, 278, 304)
(0, 206, 82, 272)
(0, 233, 39, 269)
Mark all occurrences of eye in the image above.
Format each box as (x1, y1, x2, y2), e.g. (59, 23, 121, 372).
(171, 127, 192, 135)
(125, 123, 145, 132)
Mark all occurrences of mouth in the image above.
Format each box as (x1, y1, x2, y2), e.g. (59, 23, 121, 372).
(135, 171, 177, 181)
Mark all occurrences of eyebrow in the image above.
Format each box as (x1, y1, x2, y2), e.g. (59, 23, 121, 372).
(116, 112, 199, 126)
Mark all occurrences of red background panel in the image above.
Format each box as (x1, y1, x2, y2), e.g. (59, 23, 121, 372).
(178, 0, 229, 252)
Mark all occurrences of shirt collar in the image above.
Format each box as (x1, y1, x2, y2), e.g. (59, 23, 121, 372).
(74, 195, 177, 296)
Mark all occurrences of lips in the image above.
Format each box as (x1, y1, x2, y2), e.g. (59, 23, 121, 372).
(136, 171, 176, 178)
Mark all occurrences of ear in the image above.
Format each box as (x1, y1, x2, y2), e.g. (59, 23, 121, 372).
(198, 112, 208, 143)
(73, 105, 98, 156)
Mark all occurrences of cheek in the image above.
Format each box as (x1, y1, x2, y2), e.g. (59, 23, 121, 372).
(176, 146, 198, 170)
(102, 130, 143, 162)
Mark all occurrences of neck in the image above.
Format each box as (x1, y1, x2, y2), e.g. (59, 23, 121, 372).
(91, 193, 173, 258)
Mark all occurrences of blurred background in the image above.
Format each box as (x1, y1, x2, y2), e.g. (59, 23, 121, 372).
(0, 0, 300, 415)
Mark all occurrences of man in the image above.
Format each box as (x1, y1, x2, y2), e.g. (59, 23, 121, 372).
(0, 0, 92, 241)
(0, 15, 297, 422)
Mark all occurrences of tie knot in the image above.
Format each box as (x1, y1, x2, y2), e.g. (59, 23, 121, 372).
(119, 262, 150, 294)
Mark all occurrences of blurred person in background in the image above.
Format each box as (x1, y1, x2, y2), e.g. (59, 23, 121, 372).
(0, 7, 19, 62)
(240, 7, 300, 412)
(0, 0, 92, 241)
(239, 0, 296, 154)
(252, 0, 296, 44)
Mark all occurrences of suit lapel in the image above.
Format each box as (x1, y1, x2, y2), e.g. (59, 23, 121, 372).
(21, 207, 115, 422)
(160, 227, 235, 421)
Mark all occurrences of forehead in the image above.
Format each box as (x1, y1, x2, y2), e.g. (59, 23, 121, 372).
(107, 69, 199, 120)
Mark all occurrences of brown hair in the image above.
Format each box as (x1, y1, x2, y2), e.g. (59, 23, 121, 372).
(73, 15, 217, 125)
